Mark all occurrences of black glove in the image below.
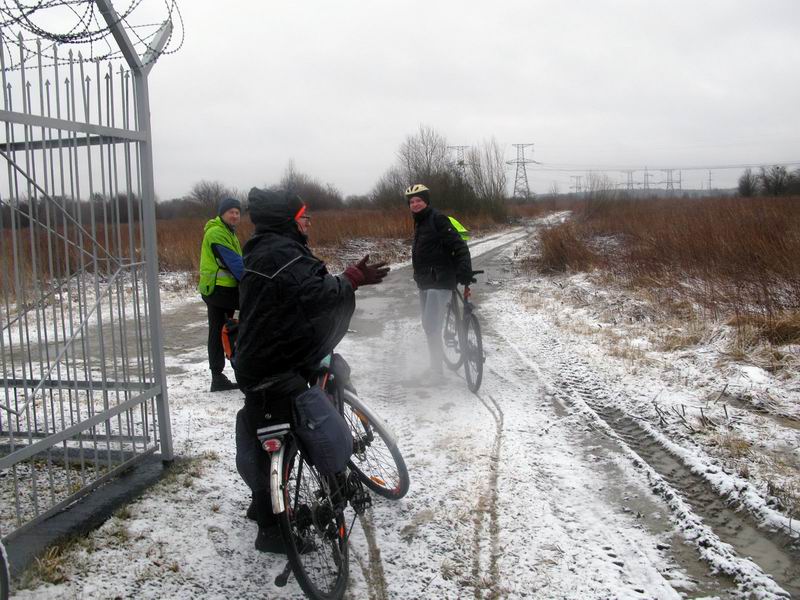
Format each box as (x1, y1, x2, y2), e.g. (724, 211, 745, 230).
(344, 255, 390, 289)
(457, 271, 476, 286)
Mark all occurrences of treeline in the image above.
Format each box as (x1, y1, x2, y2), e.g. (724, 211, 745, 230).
(0, 193, 143, 229)
(738, 166, 800, 197)
(157, 125, 511, 222)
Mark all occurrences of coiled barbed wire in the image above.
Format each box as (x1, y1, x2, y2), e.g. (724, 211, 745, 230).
(0, 0, 183, 70)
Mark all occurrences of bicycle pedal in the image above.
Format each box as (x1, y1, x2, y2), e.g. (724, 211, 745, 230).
(351, 489, 372, 514)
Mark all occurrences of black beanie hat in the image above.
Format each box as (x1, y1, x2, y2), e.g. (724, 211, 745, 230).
(247, 187, 305, 227)
(218, 197, 241, 216)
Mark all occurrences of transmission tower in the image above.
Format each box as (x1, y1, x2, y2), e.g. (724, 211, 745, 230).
(506, 143, 538, 200)
(662, 169, 675, 193)
(447, 145, 470, 181)
(621, 170, 637, 192)
(570, 175, 583, 195)
(643, 167, 656, 191)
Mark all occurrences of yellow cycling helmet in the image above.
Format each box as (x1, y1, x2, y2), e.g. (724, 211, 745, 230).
(404, 184, 430, 200)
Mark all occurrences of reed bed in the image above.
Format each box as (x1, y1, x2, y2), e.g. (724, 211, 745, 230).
(532, 195, 800, 342)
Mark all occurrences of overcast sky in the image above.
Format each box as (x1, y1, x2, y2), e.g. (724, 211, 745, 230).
(144, 0, 800, 198)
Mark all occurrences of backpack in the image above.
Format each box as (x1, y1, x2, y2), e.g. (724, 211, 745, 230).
(447, 216, 470, 241)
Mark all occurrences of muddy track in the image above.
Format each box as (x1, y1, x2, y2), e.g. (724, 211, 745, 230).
(352, 511, 389, 600)
(347, 332, 410, 600)
(504, 324, 797, 598)
(469, 392, 504, 599)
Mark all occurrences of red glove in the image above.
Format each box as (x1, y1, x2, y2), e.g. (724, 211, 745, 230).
(343, 255, 390, 290)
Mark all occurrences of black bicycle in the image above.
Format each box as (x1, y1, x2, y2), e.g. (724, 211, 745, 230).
(264, 354, 409, 600)
(442, 270, 485, 393)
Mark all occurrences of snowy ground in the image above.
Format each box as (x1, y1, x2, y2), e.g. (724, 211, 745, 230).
(9, 220, 800, 599)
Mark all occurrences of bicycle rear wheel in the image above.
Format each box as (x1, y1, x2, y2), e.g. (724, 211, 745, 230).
(463, 313, 484, 393)
(442, 293, 464, 370)
(342, 389, 410, 500)
(278, 439, 349, 600)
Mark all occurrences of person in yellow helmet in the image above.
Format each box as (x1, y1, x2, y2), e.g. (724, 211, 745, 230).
(197, 197, 244, 392)
(404, 184, 473, 380)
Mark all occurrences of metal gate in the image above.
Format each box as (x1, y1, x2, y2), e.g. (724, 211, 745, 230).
(0, 1, 174, 543)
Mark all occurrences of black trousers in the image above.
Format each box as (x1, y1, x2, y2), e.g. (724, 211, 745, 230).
(235, 390, 293, 528)
(202, 287, 238, 374)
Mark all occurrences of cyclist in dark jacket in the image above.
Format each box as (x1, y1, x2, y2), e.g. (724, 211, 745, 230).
(234, 187, 389, 553)
(405, 184, 473, 379)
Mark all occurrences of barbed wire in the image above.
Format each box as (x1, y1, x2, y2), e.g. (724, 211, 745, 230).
(0, 0, 183, 71)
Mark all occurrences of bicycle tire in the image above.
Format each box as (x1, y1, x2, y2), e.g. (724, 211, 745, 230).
(278, 439, 349, 600)
(442, 293, 464, 370)
(463, 312, 484, 393)
(1, 541, 9, 600)
(342, 389, 410, 500)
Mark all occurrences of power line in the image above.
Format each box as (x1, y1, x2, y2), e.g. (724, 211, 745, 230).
(532, 160, 800, 173)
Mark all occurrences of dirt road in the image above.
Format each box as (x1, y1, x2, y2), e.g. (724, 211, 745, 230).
(11, 225, 798, 599)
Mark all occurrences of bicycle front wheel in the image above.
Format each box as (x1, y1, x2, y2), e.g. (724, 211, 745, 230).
(279, 439, 349, 600)
(342, 389, 410, 500)
(463, 313, 484, 393)
(442, 293, 464, 370)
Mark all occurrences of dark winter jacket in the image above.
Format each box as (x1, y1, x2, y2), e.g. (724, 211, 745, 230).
(233, 223, 355, 391)
(412, 206, 473, 290)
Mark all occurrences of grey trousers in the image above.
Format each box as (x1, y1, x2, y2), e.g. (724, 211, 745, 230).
(419, 288, 452, 371)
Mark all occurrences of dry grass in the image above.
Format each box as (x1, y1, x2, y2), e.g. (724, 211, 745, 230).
(533, 222, 597, 273)
(729, 311, 800, 346)
(530, 195, 800, 346)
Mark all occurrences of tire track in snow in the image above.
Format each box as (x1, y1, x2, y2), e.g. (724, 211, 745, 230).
(352, 511, 388, 600)
(468, 392, 504, 599)
(496, 322, 793, 599)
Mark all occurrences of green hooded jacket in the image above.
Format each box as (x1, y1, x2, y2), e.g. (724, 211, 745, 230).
(197, 216, 242, 296)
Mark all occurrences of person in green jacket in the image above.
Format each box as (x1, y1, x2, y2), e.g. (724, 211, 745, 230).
(198, 197, 244, 392)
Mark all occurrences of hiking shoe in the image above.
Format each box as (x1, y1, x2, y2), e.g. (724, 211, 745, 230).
(210, 373, 238, 392)
(255, 525, 287, 554)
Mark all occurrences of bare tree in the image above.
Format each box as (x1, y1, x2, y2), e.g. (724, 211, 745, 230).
(760, 165, 791, 196)
(279, 160, 343, 210)
(188, 180, 235, 215)
(738, 168, 759, 197)
(370, 166, 407, 209)
(397, 125, 450, 182)
(466, 138, 508, 219)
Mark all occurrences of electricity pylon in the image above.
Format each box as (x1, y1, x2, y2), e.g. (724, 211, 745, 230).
(506, 143, 539, 200)
(447, 145, 470, 181)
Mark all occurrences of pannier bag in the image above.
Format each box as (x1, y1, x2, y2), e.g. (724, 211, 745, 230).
(293, 386, 353, 475)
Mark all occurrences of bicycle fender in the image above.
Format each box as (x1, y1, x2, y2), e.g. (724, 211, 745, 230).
(342, 389, 399, 447)
(270, 445, 287, 515)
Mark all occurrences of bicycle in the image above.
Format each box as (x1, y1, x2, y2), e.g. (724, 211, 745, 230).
(442, 270, 485, 393)
(263, 353, 409, 599)
(1, 540, 8, 600)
